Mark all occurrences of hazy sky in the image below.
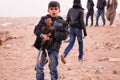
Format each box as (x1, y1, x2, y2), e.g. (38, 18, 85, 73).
(0, 0, 119, 17)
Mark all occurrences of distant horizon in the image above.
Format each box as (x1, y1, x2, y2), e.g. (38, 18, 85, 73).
(0, 0, 119, 17)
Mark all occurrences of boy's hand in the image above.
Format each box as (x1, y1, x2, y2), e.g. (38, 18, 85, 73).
(84, 32, 87, 37)
(42, 34, 50, 41)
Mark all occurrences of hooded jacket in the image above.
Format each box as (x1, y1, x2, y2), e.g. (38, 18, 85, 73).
(87, 0, 94, 11)
(66, 5, 85, 29)
(97, 0, 106, 10)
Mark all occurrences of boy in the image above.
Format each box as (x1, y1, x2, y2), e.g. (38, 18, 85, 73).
(34, 1, 68, 80)
(61, 0, 87, 64)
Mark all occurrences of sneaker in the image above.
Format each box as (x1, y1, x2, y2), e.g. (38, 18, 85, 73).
(103, 24, 105, 26)
(60, 54, 66, 64)
(79, 58, 83, 62)
(78, 57, 83, 61)
(90, 24, 93, 27)
(94, 25, 98, 27)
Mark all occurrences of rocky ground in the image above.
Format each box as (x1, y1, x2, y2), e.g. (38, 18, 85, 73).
(0, 14, 120, 80)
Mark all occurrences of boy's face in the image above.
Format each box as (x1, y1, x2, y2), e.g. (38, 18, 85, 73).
(48, 7, 60, 17)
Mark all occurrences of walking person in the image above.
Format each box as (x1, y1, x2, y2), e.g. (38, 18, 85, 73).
(106, 0, 118, 25)
(60, 0, 87, 64)
(95, 0, 106, 26)
(86, 0, 94, 27)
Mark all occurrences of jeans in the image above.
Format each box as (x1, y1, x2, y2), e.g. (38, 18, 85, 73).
(64, 28, 83, 60)
(35, 50, 58, 80)
(95, 9, 106, 26)
(86, 10, 94, 26)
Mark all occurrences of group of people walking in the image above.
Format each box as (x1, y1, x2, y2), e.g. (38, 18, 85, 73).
(86, 0, 118, 27)
(62, 0, 118, 63)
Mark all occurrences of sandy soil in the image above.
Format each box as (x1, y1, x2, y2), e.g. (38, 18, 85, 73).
(0, 15, 120, 80)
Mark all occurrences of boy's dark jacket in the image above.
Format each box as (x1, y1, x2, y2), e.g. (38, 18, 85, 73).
(34, 15, 68, 52)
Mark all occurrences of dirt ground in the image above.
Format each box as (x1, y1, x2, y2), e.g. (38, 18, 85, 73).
(0, 14, 120, 80)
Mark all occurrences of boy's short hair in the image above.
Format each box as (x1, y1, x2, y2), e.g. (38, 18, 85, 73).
(48, 1, 60, 9)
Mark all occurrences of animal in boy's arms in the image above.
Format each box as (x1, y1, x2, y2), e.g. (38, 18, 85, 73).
(38, 18, 55, 63)
(40, 18, 55, 49)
